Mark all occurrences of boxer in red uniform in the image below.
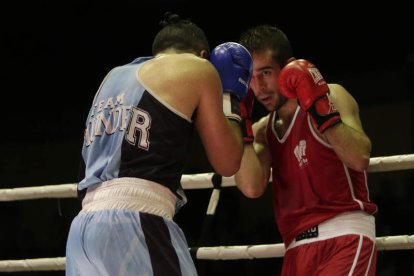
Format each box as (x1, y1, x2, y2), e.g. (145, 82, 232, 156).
(235, 25, 378, 275)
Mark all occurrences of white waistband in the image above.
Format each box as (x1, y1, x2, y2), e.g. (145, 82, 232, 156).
(287, 211, 376, 250)
(80, 177, 177, 220)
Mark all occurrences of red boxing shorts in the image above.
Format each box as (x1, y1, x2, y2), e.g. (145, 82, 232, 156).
(282, 211, 377, 276)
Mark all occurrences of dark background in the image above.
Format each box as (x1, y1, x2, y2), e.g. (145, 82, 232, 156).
(1, 1, 414, 275)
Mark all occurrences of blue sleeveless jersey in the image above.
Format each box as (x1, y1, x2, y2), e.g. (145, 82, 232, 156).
(78, 56, 193, 208)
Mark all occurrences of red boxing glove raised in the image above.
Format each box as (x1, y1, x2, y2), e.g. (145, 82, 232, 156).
(240, 88, 255, 144)
(277, 59, 342, 133)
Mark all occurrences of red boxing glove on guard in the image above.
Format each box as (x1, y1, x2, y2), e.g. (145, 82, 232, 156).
(277, 59, 342, 133)
(240, 88, 255, 143)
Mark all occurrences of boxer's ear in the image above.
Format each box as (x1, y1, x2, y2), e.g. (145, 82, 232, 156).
(200, 49, 209, 59)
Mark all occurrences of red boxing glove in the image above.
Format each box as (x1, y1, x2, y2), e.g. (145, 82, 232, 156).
(277, 59, 342, 133)
(277, 59, 328, 109)
(240, 88, 255, 143)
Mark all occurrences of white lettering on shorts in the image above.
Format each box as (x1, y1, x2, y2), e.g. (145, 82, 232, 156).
(295, 226, 319, 241)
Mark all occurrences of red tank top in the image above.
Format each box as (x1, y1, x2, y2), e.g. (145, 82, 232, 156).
(267, 107, 377, 246)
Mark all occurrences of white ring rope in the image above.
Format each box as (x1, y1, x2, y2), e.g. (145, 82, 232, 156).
(1, 154, 414, 202)
(0, 235, 413, 272)
(0, 257, 66, 272)
(195, 234, 414, 259)
(367, 154, 414, 172)
(1, 153, 413, 272)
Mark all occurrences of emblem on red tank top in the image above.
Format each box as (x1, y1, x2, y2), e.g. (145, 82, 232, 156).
(294, 140, 308, 168)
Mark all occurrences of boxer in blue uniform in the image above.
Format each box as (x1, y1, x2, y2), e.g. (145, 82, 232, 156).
(65, 12, 252, 276)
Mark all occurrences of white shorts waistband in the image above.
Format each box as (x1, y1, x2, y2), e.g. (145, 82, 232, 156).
(287, 211, 376, 250)
(80, 177, 177, 220)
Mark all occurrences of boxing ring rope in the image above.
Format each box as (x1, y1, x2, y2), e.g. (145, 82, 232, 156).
(1, 153, 414, 272)
(2, 154, 414, 202)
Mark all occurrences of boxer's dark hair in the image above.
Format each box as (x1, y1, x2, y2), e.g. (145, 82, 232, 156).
(239, 24, 293, 67)
(152, 11, 210, 57)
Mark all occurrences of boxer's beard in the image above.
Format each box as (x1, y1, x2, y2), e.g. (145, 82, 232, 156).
(274, 94, 287, 111)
